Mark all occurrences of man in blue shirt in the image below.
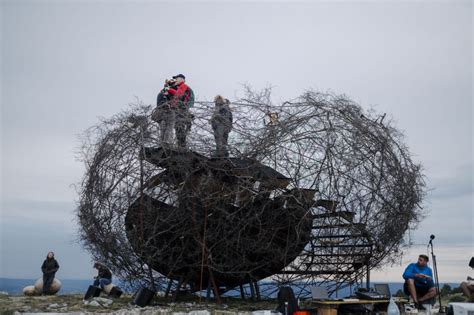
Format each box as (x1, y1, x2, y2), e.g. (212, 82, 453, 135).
(403, 254, 438, 309)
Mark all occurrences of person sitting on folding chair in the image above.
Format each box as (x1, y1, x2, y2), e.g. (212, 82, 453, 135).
(403, 254, 438, 310)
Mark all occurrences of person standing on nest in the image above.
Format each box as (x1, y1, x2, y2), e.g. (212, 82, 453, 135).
(152, 78, 177, 147)
(210, 95, 233, 157)
(167, 74, 194, 148)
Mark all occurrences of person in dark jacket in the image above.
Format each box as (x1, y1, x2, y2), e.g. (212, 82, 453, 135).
(152, 79, 176, 146)
(93, 262, 112, 289)
(210, 95, 233, 157)
(167, 74, 193, 148)
(41, 251, 59, 295)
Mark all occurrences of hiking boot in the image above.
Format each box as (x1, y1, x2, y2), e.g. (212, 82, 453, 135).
(404, 303, 417, 312)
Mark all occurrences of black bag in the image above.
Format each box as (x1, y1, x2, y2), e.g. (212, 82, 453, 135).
(276, 286, 298, 315)
(132, 287, 155, 307)
(338, 304, 370, 315)
(84, 285, 101, 300)
(108, 286, 123, 298)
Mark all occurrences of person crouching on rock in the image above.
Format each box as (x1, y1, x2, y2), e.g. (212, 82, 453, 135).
(41, 251, 59, 295)
(93, 262, 112, 289)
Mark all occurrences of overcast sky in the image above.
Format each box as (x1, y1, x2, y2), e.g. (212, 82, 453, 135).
(1, 0, 472, 283)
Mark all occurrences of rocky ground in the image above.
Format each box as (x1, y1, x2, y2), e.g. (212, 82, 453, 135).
(0, 293, 279, 314)
(1, 292, 470, 314)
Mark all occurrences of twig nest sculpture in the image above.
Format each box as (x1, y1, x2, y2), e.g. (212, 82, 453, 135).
(77, 89, 424, 294)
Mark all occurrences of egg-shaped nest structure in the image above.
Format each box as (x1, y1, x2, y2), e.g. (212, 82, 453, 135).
(77, 88, 424, 298)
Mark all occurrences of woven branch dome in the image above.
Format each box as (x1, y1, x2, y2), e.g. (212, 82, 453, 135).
(77, 89, 424, 294)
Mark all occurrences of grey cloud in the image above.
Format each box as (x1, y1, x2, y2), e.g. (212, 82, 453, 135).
(427, 164, 473, 200)
(1, 198, 92, 279)
(1, 0, 472, 281)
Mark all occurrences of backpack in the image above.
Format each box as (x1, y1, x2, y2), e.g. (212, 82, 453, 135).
(276, 287, 298, 315)
(176, 86, 194, 110)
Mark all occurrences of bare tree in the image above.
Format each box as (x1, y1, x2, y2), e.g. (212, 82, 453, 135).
(76, 87, 424, 300)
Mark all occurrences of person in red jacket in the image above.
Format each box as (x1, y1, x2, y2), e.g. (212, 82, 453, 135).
(167, 74, 193, 148)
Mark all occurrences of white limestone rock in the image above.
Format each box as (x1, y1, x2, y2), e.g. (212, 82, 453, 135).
(22, 285, 38, 296)
(33, 277, 61, 295)
(88, 300, 101, 307)
(95, 296, 113, 306)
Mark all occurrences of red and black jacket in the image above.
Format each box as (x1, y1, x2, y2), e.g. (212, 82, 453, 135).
(168, 82, 191, 109)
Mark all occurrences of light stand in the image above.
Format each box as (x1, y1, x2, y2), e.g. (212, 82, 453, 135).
(428, 235, 446, 313)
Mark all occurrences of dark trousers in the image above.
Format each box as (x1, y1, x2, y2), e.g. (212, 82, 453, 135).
(213, 124, 230, 157)
(42, 273, 55, 294)
(404, 282, 431, 298)
(94, 278, 112, 289)
(175, 111, 192, 147)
